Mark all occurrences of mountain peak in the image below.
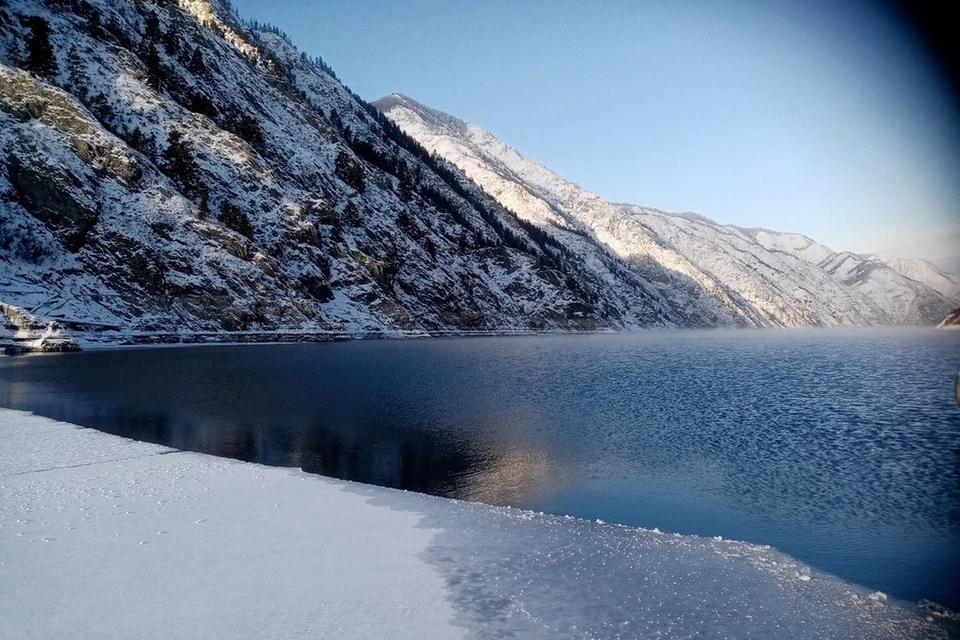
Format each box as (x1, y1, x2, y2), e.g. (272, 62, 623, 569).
(376, 93, 471, 136)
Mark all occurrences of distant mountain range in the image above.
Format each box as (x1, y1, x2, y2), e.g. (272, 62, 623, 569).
(375, 94, 960, 328)
(1, 0, 957, 350)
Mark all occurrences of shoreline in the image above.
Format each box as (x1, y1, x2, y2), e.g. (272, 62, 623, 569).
(6, 298, 956, 355)
(5, 323, 952, 355)
(1, 310, 621, 354)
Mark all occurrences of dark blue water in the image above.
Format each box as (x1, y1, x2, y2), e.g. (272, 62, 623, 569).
(2, 329, 958, 608)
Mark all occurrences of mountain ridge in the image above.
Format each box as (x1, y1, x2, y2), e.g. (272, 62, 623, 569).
(375, 93, 960, 328)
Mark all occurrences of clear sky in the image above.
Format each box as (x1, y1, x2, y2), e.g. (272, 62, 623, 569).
(232, 0, 960, 271)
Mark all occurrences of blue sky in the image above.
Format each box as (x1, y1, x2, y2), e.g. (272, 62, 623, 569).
(233, 0, 960, 270)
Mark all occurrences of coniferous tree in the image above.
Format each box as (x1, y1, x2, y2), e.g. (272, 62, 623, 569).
(128, 127, 143, 151)
(187, 47, 206, 76)
(342, 201, 361, 227)
(66, 45, 87, 101)
(188, 93, 217, 118)
(144, 12, 160, 40)
(233, 114, 263, 147)
(142, 43, 167, 92)
(161, 25, 179, 56)
(23, 17, 58, 78)
(82, 6, 106, 40)
(327, 108, 343, 132)
(197, 187, 210, 220)
(423, 236, 437, 259)
(397, 160, 414, 202)
(396, 209, 414, 233)
(218, 201, 252, 238)
(104, 16, 133, 49)
(334, 151, 365, 192)
(87, 92, 112, 123)
(162, 129, 199, 194)
(138, 130, 157, 159)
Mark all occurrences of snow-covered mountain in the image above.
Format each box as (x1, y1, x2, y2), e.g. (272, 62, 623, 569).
(376, 93, 960, 328)
(1, 1, 955, 350)
(880, 256, 960, 301)
(0, 0, 654, 347)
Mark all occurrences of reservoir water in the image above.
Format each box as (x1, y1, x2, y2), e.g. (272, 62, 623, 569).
(2, 329, 958, 608)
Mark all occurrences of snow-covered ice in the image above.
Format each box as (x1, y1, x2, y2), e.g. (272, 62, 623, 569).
(0, 409, 949, 639)
(0, 410, 463, 640)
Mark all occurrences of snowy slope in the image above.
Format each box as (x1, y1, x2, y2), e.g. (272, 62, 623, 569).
(377, 94, 960, 327)
(881, 256, 960, 301)
(0, 0, 634, 345)
(2, 409, 950, 639)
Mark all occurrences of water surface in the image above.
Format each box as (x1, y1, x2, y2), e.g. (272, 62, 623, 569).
(2, 329, 958, 607)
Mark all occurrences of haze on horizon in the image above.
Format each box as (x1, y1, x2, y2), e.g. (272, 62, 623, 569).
(232, 0, 960, 273)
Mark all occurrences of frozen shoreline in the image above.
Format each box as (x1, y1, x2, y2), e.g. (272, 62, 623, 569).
(0, 409, 950, 639)
(1, 302, 620, 353)
(0, 409, 463, 639)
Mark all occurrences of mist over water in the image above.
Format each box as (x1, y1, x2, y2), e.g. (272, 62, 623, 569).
(2, 329, 958, 607)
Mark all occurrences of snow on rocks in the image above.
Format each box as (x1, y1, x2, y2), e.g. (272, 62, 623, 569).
(0, 0, 615, 347)
(937, 306, 960, 328)
(0, 303, 79, 354)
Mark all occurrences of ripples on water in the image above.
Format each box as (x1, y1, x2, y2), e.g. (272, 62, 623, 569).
(1, 328, 958, 607)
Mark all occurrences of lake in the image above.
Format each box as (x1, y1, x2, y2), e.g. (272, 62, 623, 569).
(2, 328, 958, 608)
